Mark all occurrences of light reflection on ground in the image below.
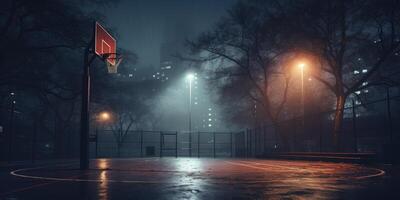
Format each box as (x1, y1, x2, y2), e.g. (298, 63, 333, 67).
(6, 158, 388, 200)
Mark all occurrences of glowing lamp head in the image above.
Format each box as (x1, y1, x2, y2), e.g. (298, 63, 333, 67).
(187, 73, 195, 81)
(298, 63, 306, 70)
(99, 112, 110, 121)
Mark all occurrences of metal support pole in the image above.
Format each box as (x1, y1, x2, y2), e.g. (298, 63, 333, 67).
(319, 113, 323, 152)
(386, 88, 393, 144)
(175, 131, 178, 158)
(160, 132, 163, 158)
(140, 130, 143, 157)
(31, 118, 37, 163)
(263, 126, 266, 155)
(79, 41, 94, 170)
(250, 130, 253, 156)
(189, 131, 192, 157)
(293, 119, 297, 152)
(95, 126, 98, 158)
(230, 132, 233, 157)
(213, 132, 216, 158)
(197, 131, 200, 158)
(352, 100, 357, 153)
(8, 98, 15, 163)
(246, 129, 249, 157)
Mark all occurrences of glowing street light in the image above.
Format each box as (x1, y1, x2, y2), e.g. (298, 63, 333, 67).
(298, 62, 306, 70)
(99, 112, 110, 121)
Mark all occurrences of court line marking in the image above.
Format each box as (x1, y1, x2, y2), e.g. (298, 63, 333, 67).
(3, 167, 92, 196)
(9, 164, 284, 184)
(224, 160, 385, 180)
(9, 160, 385, 185)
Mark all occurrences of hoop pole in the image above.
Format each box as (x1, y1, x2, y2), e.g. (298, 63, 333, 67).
(80, 40, 95, 170)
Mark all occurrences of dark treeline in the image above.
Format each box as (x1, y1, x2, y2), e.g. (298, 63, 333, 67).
(188, 0, 400, 150)
(0, 0, 158, 160)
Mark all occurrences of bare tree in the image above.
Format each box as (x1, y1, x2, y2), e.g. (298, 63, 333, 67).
(291, 0, 400, 148)
(188, 0, 293, 127)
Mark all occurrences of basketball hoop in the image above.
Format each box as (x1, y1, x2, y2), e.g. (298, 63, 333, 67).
(102, 53, 123, 74)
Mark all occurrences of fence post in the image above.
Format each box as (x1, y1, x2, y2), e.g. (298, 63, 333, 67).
(250, 129, 252, 157)
(189, 131, 192, 157)
(8, 98, 15, 163)
(352, 100, 358, 153)
(293, 119, 297, 152)
(213, 132, 216, 158)
(95, 126, 98, 158)
(230, 132, 233, 157)
(263, 125, 266, 155)
(175, 131, 178, 158)
(243, 128, 249, 158)
(197, 131, 200, 158)
(159, 132, 162, 158)
(319, 113, 323, 152)
(140, 130, 143, 157)
(386, 88, 393, 144)
(31, 118, 37, 163)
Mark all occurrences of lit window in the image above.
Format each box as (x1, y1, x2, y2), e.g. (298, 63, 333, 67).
(362, 82, 368, 86)
(355, 91, 361, 95)
(353, 70, 360, 74)
(208, 124, 212, 127)
(129, 74, 133, 77)
(357, 58, 362, 61)
(208, 118, 212, 121)
(194, 102, 198, 105)
(153, 75, 156, 78)
(362, 69, 368, 73)
(208, 113, 212, 116)
(208, 108, 212, 111)
(364, 89, 369, 93)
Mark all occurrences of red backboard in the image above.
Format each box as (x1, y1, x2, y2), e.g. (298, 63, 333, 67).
(94, 22, 116, 65)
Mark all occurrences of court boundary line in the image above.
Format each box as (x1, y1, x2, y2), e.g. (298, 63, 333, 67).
(224, 160, 385, 180)
(9, 159, 385, 185)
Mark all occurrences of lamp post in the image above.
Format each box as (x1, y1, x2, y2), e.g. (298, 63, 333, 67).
(187, 73, 194, 157)
(297, 63, 306, 151)
(298, 63, 306, 119)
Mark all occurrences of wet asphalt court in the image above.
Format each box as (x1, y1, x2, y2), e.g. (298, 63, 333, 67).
(0, 158, 398, 200)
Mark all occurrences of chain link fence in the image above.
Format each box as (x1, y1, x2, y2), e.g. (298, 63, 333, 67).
(246, 90, 400, 159)
(90, 130, 244, 158)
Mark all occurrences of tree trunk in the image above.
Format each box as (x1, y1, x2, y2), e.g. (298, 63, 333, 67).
(333, 94, 346, 151)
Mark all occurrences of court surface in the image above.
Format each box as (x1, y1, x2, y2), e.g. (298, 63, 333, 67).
(0, 158, 397, 199)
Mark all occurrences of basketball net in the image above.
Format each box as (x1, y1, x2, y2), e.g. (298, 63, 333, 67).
(103, 54, 123, 74)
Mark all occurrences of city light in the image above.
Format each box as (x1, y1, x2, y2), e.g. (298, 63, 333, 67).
(99, 112, 110, 121)
(187, 73, 195, 81)
(298, 62, 306, 70)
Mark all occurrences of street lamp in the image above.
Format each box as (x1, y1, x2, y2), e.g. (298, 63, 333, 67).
(297, 62, 306, 118)
(99, 112, 110, 121)
(186, 73, 194, 157)
(297, 62, 307, 152)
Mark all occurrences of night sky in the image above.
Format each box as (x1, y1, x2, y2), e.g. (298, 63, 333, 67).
(102, 0, 235, 68)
